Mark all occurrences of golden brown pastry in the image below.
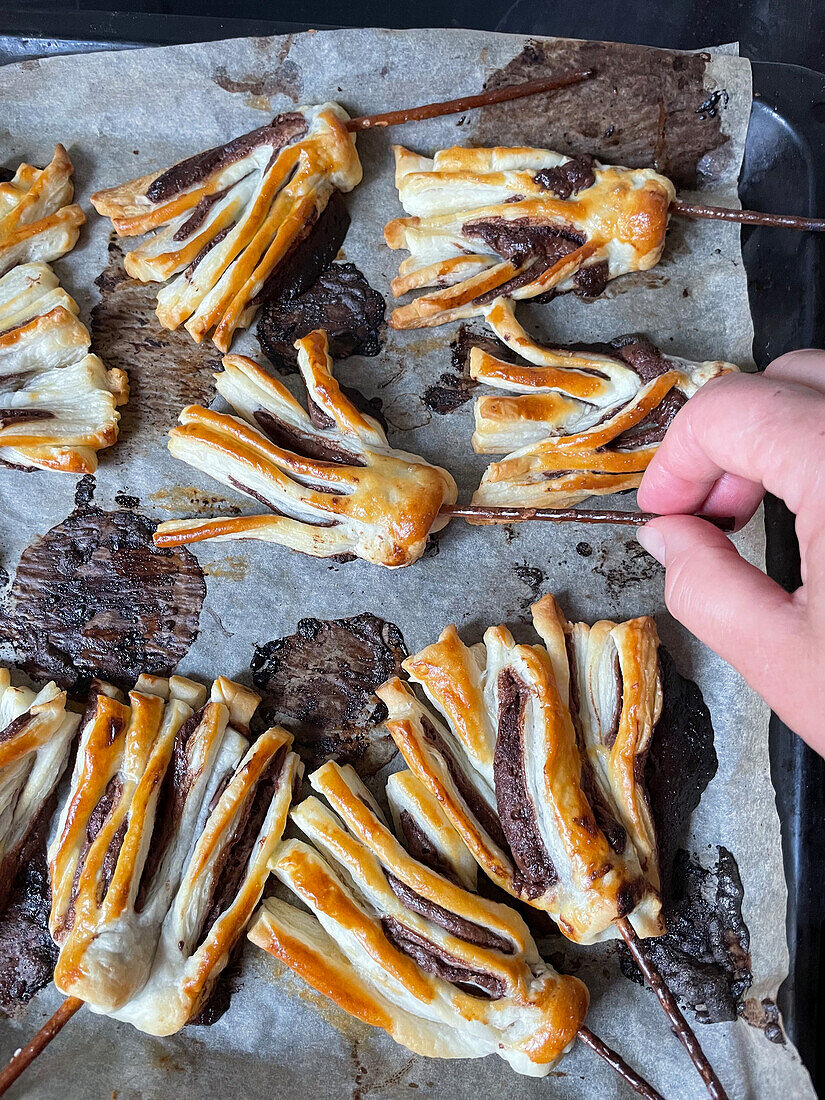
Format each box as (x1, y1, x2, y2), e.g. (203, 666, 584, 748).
(0, 146, 127, 472)
(377, 595, 664, 945)
(91, 105, 362, 352)
(0, 667, 79, 910)
(470, 299, 737, 508)
(0, 263, 128, 472)
(48, 672, 302, 1035)
(0, 145, 84, 277)
(384, 144, 675, 329)
(154, 329, 457, 567)
(248, 759, 589, 1076)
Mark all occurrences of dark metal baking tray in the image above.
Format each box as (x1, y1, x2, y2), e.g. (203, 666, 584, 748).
(0, 23, 823, 1092)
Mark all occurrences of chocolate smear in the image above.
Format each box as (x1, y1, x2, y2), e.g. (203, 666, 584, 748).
(251, 614, 406, 774)
(476, 39, 732, 189)
(258, 263, 385, 375)
(91, 238, 223, 444)
(381, 916, 505, 999)
(493, 669, 557, 898)
(1, 508, 205, 690)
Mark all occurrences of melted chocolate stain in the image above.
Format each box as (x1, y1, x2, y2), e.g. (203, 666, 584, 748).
(91, 239, 223, 443)
(619, 650, 760, 1028)
(1, 509, 205, 690)
(423, 326, 505, 415)
(258, 260, 385, 374)
(250, 613, 406, 775)
(476, 40, 731, 189)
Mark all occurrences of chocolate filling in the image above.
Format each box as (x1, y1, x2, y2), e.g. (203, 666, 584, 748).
(381, 915, 505, 999)
(252, 408, 364, 466)
(136, 705, 207, 911)
(0, 710, 32, 747)
(493, 670, 557, 898)
(463, 216, 585, 307)
(195, 743, 289, 947)
(146, 113, 308, 205)
(396, 808, 460, 885)
(564, 636, 627, 854)
(613, 388, 687, 451)
(533, 155, 595, 198)
(0, 409, 55, 429)
(251, 614, 406, 775)
(172, 188, 229, 242)
(573, 260, 610, 299)
(385, 870, 513, 954)
(184, 225, 231, 279)
(419, 717, 509, 853)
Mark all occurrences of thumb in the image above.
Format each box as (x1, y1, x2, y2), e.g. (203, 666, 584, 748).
(637, 516, 807, 716)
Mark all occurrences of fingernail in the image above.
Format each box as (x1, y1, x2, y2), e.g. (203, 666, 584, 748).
(637, 525, 666, 564)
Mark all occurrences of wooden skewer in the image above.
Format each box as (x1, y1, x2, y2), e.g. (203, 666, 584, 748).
(345, 71, 594, 131)
(577, 1027, 665, 1100)
(440, 504, 735, 531)
(0, 996, 83, 1097)
(671, 198, 825, 232)
(617, 918, 729, 1100)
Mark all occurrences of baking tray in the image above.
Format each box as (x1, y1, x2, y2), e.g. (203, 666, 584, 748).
(0, 22, 823, 1092)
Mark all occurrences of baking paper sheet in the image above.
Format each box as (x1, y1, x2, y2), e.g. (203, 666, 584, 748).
(0, 28, 815, 1100)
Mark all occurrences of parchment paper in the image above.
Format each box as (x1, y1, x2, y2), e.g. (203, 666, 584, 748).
(0, 28, 815, 1100)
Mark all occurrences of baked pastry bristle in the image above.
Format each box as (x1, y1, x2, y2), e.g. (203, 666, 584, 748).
(91, 105, 363, 352)
(377, 594, 665, 945)
(385, 144, 675, 329)
(154, 329, 457, 567)
(248, 758, 589, 1076)
(48, 671, 302, 1035)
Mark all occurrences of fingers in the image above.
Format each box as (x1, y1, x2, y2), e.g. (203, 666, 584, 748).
(636, 516, 810, 714)
(766, 348, 825, 390)
(637, 371, 825, 522)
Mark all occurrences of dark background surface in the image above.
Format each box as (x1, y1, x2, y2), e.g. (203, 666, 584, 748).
(1, 1, 824, 1096)
(0, 0, 823, 67)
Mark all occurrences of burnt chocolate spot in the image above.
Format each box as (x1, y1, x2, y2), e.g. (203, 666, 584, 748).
(422, 326, 502, 415)
(476, 39, 731, 189)
(385, 871, 513, 955)
(381, 916, 505, 999)
(646, 649, 718, 897)
(0, 800, 59, 1015)
(533, 155, 595, 198)
(493, 669, 557, 898)
(146, 113, 308, 204)
(620, 846, 753, 1026)
(1, 509, 205, 690)
(258, 260, 385, 375)
(251, 614, 406, 775)
(91, 239, 223, 444)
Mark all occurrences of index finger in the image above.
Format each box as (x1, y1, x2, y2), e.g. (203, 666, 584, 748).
(636, 372, 825, 523)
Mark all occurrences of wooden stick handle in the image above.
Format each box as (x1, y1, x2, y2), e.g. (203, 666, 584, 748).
(671, 198, 825, 232)
(346, 71, 594, 131)
(616, 918, 729, 1100)
(439, 504, 735, 531)
(577, 1026, 665, 1100)
(0, 996, 83, 1097)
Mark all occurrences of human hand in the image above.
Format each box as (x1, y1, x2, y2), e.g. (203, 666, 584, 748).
(636, 350, 825, 754)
